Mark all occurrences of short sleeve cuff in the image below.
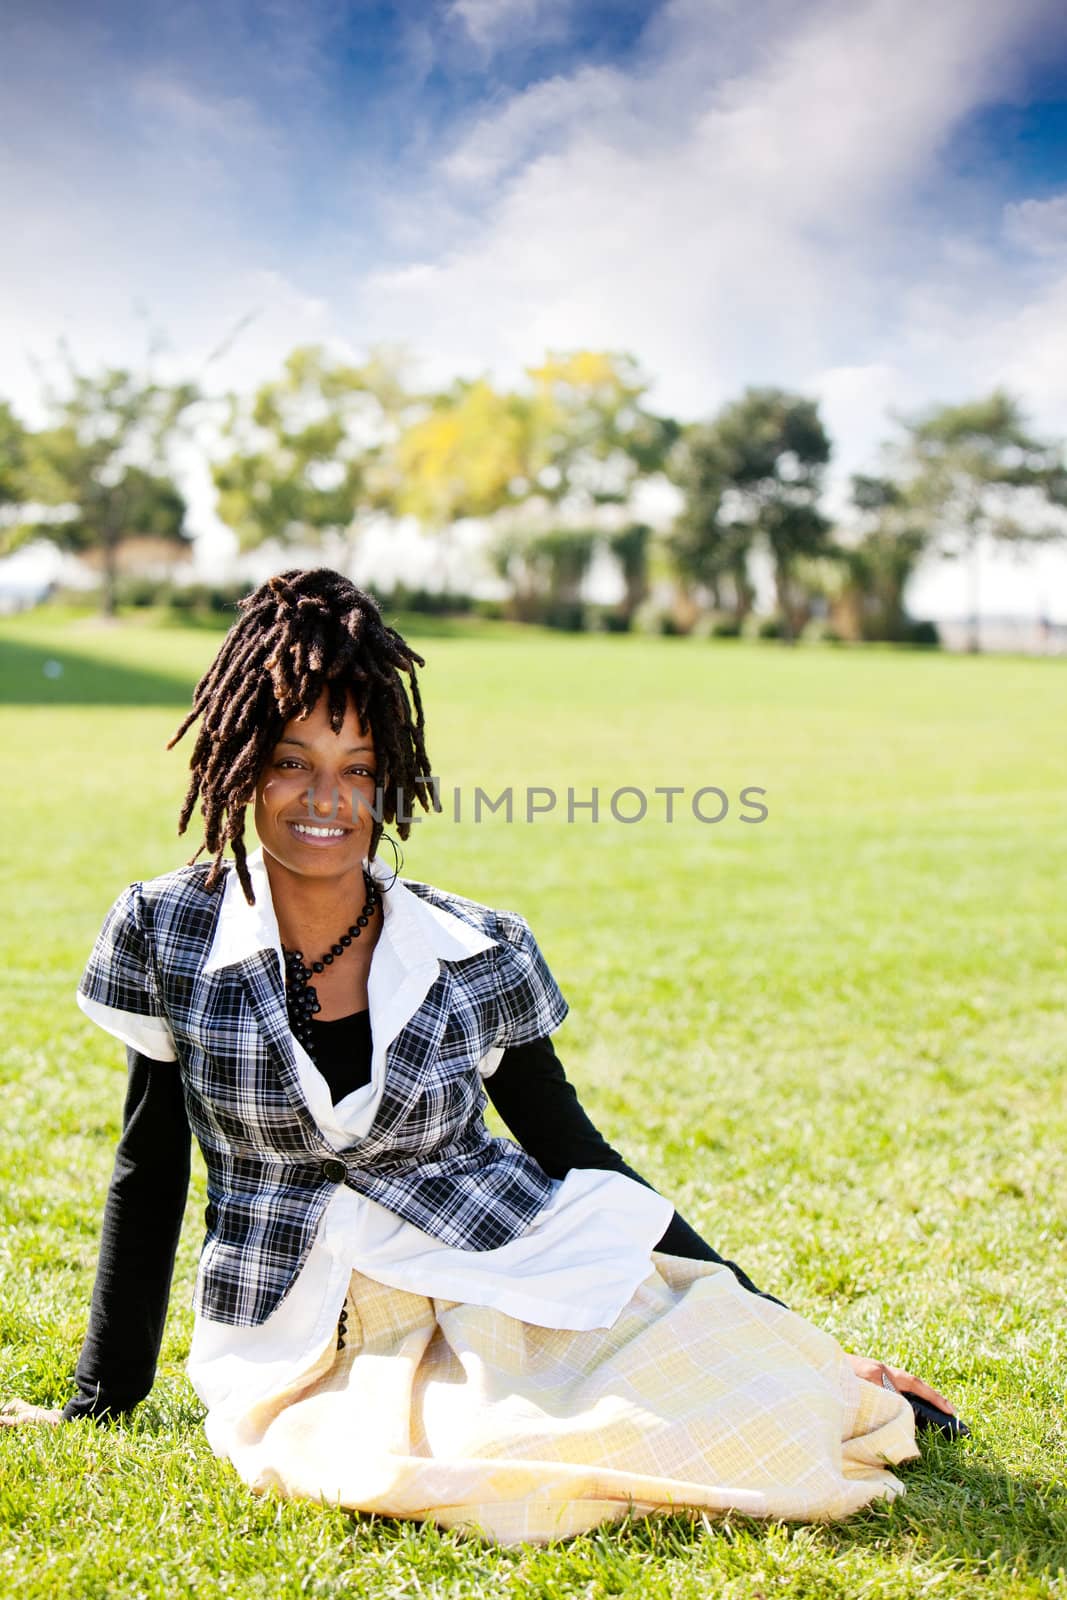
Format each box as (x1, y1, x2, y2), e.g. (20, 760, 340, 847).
(76, 882, 176, 1060)
(75, 991, 178, 1061)
(492, 910, 569, 1049)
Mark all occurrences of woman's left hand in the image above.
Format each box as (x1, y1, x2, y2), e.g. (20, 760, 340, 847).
(0, 1398, 64, 1427)
(846, 1354, 957, 1415)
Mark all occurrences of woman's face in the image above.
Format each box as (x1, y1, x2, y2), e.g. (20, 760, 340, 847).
(254, 688, 380, 882)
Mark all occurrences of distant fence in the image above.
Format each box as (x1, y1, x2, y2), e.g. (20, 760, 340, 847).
(935, 617, 1067, 655)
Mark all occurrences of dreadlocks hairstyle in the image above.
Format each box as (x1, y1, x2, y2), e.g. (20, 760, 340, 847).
(166, 568, 437, 906)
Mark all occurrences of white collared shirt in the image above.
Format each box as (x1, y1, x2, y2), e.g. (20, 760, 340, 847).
(78, 845, 673, 1425)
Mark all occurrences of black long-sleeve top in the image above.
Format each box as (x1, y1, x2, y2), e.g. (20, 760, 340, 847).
(62, 1020, 782, 1422)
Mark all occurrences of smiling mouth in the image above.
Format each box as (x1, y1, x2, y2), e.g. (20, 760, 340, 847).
(287, 821, 351, 841)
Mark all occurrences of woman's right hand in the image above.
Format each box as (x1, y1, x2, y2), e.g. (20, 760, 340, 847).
(0, 1398, 64, 1426)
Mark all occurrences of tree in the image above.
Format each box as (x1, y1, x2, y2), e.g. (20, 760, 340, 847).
(391, 378, 530, 524)
(0, 401, 28, 512)
(826, 475, 928, 642)
(394, 351, 678, 611)
(213, 345, 417, 561)
(607, 522, 652, 628)
(887, 390, 1067, 653)
(522, 351, 679, 511)
(502, 352, 677, 621)
(6, 362, 196, 616)
(389, 378, 532, 589)
(488, 527, 599, 627)
(666, 425, 755, 621)
(669, 388, 832, 642)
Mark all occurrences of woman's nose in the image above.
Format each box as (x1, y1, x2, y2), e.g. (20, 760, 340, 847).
(307, 781, 343, 820)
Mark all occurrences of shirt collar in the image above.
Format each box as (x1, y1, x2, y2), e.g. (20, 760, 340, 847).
(201, 845, 498, 978)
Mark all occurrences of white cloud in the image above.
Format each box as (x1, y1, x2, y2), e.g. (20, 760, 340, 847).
(805, 364, 916, 506)
(363, 263, 441, 294)
(362, 0, 1058, 419)
(132, 76, 269, 145)
(447, 0, 574, 56)
(1003, 192, 1067, 257)
(969, 267, 1067, 426)
(441, 66, 626, 185)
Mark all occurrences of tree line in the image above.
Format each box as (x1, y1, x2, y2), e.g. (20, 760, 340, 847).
(2, 344, 1065, 649)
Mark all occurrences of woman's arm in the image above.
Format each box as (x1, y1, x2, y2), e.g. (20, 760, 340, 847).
(60, 1047, 191, 1421)
(483, 1033, 786, 1307)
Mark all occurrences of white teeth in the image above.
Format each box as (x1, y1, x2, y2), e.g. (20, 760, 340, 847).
(291, 823, 347, 838)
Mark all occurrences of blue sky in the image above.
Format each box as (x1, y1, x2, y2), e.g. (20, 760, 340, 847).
(3, 0, 1067, 617)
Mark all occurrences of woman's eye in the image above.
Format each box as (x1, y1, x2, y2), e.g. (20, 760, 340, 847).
(276, 759, 375, 778)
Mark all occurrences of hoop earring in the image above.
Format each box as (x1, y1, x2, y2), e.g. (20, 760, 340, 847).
(373, 829, 403, 891)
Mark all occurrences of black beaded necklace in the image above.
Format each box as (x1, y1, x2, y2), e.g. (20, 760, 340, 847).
(281, 870, 380, 1059)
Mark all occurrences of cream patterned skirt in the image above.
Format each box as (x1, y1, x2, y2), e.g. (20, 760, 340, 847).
(215, 1253, 919, 1546)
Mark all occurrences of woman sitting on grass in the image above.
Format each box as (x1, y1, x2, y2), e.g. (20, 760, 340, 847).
(1, 567, 963, 1546)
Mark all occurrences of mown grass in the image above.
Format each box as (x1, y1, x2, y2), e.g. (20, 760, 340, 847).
(1, 609, 1065, 1597)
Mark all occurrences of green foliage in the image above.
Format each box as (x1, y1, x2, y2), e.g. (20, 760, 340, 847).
(166, 581, 248, 619)
(709, 614, 744, 638)
(906, 391, 1064, 534)
(390, 353, 677, 621)
(472, 597, 509, 622)
(3, 360, 196, 615)
(489, 519, 651, 631)
(10, 351, 1060, 650)
(901, 618, 941, 647)
(114, 575, 174, 608)
(668, 388, 834, 641)
(798, 617, 845, 646)
(756, 613, 785, 639)
(827, 479, 929, 643)
(884, 390, 1067, 652)
(372, 582, 478, 617)
(712, 385, 831, 484)
(606, 521, 652, 624)
(390, 377, 533, 526)
(0, 398, 29, 507)
(488, 526, 598, 623)
(667, 423, 753, 602)
(213, 344, 417, 554)
(523, 350, 680, 508)
(585, 602, 636, 634)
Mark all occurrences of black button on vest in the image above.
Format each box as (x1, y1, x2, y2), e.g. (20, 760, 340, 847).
(321, 1158, 347, 1183)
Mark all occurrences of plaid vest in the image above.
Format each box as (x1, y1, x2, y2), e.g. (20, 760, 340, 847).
(76, 853, 569, 1327)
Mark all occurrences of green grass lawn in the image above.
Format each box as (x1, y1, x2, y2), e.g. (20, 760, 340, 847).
(1, 610, 1065, 1598)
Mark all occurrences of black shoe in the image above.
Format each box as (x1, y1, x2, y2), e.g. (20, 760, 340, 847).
(905, 1392, 971, 1439)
